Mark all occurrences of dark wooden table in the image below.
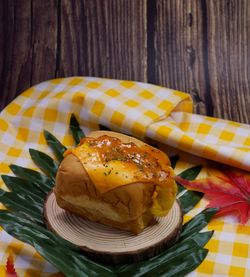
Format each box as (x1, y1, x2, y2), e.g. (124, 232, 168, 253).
(0, 0, 249, 124)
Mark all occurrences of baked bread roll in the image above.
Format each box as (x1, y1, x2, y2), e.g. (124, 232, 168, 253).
(54, 131, 177, 234)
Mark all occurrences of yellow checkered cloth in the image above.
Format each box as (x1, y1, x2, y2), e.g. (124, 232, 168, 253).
(0, 77, 249, 276)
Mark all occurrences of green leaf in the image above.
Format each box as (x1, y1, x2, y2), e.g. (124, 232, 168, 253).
(0, 210, 78, 249)
(0, 189, 43, 224)
(158, 231, 212, 259)
(170, 155, 179, 169)
(0, 210, 114, 277)
(1, 175, 45, 202)
(99, 124, 111, 131)
(10, 164, 54, 193)
(0, 197, 215, 277)
(150, 248, 208, 277)
(178, 190, 203, 214)
(118, 212, 214, 276)
(176, 165, 204, 213)
(29, 149, 58, 180)
(181, 230, 214, 248)
(117, 247, 207, 277)
(70, 114, 85, 145)
(178, 165, 202, 180)
(3, 218, 113, 276)
(183, 231, 214, 247)
(180, 208, 218, 240)
(34, 243, 90, 277)
(44, 130, 67, 162)
(116, 229, 212, 276)
(34, 242, 115, 277)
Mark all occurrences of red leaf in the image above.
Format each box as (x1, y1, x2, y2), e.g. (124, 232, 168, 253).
(176, 167, 250, 224)
(6, 253, 18, 277)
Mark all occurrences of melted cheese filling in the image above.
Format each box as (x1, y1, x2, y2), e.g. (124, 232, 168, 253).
(66, 135, 177, 216)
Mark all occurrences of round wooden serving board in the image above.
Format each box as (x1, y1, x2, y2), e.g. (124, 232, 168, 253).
(44, 192, 183, 264)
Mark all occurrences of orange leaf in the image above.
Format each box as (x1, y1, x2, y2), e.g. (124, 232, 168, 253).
(176, 167, 250, 224)
(6, 253, 18, 277)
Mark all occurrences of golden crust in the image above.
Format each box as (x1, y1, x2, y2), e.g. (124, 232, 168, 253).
(54, 131, 173, 234)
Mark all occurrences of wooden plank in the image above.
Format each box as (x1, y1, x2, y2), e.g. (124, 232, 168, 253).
(30, 0, 58, 84)
(0, 0, 249, 124)
(59, 0, 147, 81)
(153, 0, 250, 124)
(206, 0, 250, 123)
(0, 0, 58, 109)
(152, 0, 209, 115)
(0, 0, 32, 110)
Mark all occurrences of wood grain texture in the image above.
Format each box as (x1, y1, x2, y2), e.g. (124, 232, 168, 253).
(0, 0, 249, 124)
(0, 0, 32, 110)
(206, 0, 250, 123)
(45, 192, 183, 264)
(58, 0, 147, 80)
(30, 0, 58, 84)
(152, 0, 209, 115)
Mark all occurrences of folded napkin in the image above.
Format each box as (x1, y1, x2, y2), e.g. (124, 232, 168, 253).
(1, 77, 249, 172)
(0, 77, 249, 276)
